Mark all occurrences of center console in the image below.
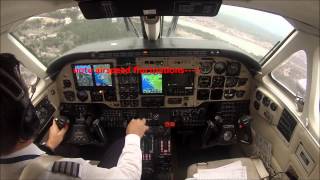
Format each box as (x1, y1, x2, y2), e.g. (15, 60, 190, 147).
(59, 100, 250, 179)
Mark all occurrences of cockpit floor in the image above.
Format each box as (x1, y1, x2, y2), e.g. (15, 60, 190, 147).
(172, 132, 245, 180)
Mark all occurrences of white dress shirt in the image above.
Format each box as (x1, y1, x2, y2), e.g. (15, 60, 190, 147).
(0, 134, 142, 180)
(0, 143, 45, 180)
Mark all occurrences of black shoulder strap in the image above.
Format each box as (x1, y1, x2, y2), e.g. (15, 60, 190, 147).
(0, 155, 40, 164)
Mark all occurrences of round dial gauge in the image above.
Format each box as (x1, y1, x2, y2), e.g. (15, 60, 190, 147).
(262, 96, 271, 107)
(270, 103, 278, 111)
(226, 62, 241, 76)
(77, 90, 88, 102)
(200, 62, 213, 74)
(256, 91, 263, 101)
(214, 62, 226, 74)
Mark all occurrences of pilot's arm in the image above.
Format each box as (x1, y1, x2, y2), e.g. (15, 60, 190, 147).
(80, 134, 142, 180)
(45, 119, 148, 180)
(83, 119, 148, 180)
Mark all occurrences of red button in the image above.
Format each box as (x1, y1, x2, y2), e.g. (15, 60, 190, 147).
(170, 122, 176, 127)
(164, 122, 170, 128)
(164, 121, 176, 128)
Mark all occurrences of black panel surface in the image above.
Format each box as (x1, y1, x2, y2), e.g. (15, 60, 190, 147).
(277, 109, 297, 142)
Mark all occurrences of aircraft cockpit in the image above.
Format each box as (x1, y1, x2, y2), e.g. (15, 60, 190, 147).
(1, 0, 319, 180)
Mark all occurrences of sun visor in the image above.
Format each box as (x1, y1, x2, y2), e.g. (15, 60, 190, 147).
(77, 0, 222, 19)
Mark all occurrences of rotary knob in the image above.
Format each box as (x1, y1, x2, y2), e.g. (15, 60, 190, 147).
(223, 131, 233, 141)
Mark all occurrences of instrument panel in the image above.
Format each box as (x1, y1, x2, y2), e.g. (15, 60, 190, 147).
(53, 54, 254, 179)
(57, 56, 251, 108)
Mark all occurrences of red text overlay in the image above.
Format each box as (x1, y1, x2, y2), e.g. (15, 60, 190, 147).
(73, 66, 200, 74)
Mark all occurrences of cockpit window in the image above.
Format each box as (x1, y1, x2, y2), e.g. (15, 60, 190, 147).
(164, 5, 294, 61)
(11, 7, 142, 66)
(10, 5, 294, 67)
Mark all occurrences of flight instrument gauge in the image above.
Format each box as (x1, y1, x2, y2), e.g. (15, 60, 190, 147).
(214, 62, 226, 74)
(226, 62, 241, 76)
(200, 62, 213, 74)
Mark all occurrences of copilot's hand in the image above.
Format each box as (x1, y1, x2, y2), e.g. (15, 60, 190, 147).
(46, 119, 69, 150)
(126, 118, 149, 138)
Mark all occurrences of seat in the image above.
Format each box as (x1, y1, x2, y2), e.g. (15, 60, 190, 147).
(186, 157, 268, 180)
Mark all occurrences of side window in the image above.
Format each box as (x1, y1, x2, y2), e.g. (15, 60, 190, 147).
(271, 50, 307, 98)
(19, 65, 39, 98)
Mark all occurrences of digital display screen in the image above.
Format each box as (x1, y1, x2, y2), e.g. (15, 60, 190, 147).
(93, 64, 112, 86)
(141, 74, 163, 94)
(73, 65, 94, 87)
(166, 72, 194, 87)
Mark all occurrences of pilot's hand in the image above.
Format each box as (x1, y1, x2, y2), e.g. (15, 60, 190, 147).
(46, 119, 69, 150)
(126, 118, 149, 138)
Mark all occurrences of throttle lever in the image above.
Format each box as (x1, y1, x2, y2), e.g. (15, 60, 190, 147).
(55, 116, 70, 129)
(237, 115, 253, 144)
(202, 120, 218, 146)
(92, 119, 107, 144)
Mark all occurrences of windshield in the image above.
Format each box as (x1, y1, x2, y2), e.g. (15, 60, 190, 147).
(11, 5, 294, 67)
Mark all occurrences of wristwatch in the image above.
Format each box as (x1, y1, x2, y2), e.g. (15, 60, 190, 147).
(38, 142, 55, 155)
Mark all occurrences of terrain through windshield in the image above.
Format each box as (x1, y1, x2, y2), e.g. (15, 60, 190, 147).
(11, 5, 294, 67)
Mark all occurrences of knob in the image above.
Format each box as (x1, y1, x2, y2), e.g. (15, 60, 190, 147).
(223, 131, 233, 141)
(191, 110, 198, 118)
(152, 113, 159, 120)
(214, 115, 223, 123)
(55, 116, 70, 129)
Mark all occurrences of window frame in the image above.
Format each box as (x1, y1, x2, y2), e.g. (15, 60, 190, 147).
(264, 31, 319, 142)
(19, 64, 39, 98)
(260, 30, 296, 66)
(10, 32, 47, 68)
(270, 73, 297, 98)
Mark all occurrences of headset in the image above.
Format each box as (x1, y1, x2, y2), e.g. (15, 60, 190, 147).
(0, 53, 40, 140)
